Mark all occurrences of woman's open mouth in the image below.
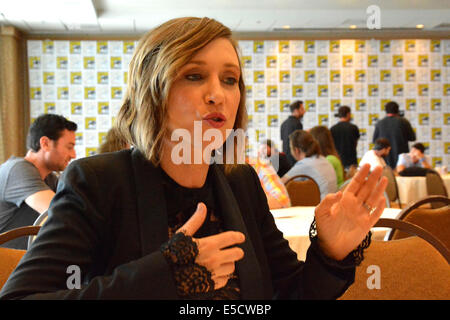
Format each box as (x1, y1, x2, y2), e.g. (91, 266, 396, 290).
(203, 112, 226, 128)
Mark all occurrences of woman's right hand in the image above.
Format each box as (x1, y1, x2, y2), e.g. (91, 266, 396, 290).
(176, 202, 245, 290)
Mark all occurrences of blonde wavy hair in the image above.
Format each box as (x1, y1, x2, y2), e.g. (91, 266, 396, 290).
(116, 17, 247, 165)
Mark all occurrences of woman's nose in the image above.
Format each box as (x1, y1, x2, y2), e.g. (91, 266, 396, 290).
(204, 77, 224, 105)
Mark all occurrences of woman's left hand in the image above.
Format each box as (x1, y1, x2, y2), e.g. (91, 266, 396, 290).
(314, 164, 388, 261)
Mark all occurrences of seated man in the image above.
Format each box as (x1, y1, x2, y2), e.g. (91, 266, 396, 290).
(0, 114, 77, 249)
(396, 142, 432, 173)
(359, 138, 391, 172)
(258, 139, 291, 177)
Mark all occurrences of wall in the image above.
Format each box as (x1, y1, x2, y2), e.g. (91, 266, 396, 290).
(26, 38, 450, 167)
(0, 26, 28, 162)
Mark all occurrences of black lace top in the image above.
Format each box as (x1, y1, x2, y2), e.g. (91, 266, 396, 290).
(159, 167, 241, 300)
(159, 167, 372, 299)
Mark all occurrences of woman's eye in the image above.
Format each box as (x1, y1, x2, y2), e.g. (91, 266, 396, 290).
(224, 77, 238, 85)
(185, 74, 202, 81)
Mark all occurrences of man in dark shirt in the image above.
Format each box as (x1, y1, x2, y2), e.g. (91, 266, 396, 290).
(373, 101, 416, 169)
(330, 106, 360, 169)
(280, 100, 305, 165)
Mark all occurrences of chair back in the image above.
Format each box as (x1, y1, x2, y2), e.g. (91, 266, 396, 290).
(388, 196, 450, 250)
(340, 218, 450, 300)
(0, 226, 40, 291)
(425, 171, 448, 208)
(382, 166, 402, 208)
(27, 212, 48, 249)
(340, 179, 390, 208)
(285, 174, 321, 206)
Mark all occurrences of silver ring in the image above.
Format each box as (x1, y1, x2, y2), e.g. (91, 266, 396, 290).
(362, 202, 376, 214)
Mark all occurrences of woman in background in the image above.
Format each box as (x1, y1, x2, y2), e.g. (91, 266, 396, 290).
(310, 125, 345, 188)
(98, 126, 130, 154)
(281, 130, 338, 200)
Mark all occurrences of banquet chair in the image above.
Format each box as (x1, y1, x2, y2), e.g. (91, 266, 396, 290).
(387, 196, 450, 250)
(339, 218, 450, 300)
(0, 226, 40, 291)
(382, 166, 402, 208)
(27, 211, 48, 249)
(425, 171, 448, 208)
(285, 174, 321, 206)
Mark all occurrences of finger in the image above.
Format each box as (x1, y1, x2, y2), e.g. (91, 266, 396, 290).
(354, 166, 384, 201)
(211, 262, 236, 278)
(212, 276, 228, 290)
(345, 164, 370, 195)
(199, 231, 245, 250)
(361, 176, 388, 211)
(315, 192, 342, 217)
(369, 196, 387, 226)
(219, 246, 245, 264)
(196, 245, 244, 272)
(176, 202, 207, 236)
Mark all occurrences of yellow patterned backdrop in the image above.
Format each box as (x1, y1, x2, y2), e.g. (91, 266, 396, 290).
(27, 39, 450, 167)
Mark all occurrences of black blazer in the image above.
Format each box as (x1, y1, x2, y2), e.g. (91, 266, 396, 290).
(0, 149, 354, 299)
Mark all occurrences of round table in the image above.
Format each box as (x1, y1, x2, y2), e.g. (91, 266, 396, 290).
(271, 206, 402, 261)
(395, 174, 450, 206)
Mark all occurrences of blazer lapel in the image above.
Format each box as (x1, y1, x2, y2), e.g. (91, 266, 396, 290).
(211, 164, 264, 299)
(131, 149, 169, 256)
(130, 152, 264, 298)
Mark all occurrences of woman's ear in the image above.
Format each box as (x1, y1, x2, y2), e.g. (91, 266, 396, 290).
(290, 146, 300, 160)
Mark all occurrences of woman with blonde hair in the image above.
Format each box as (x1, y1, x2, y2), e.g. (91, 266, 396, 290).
(1, 17, 387, 300)
(98, 127, 130, 154)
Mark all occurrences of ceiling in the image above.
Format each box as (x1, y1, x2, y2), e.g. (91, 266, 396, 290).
(1, 0, 450, 36)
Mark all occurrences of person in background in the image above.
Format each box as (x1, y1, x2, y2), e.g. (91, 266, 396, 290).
(280, 100, 305, 166)
(98, 127, 130, 154)
(330, 106, 360, 172)
(1, 17, 387, 300)
(247, 156, 291, 210)
(359, 138, 391, 172)
(0, 114, 77, 249)
(281, 130, 337, 200)
(396, 142, 432, 174)
(258, 139, 291, 177)
(310, 126, 345, 188)
(373, 101, 415, 169)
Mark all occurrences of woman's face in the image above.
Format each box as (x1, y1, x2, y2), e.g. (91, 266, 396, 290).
(165, 37, 241, 162)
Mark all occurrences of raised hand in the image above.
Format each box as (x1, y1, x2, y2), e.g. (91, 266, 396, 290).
(177, 202, 245, 290)
(314, 164, 388, 261)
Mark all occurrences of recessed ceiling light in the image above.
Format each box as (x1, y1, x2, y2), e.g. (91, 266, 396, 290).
(416, 24, 424, 29)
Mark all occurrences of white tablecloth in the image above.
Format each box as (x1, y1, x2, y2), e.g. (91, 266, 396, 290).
(271, 206, 402, 261)
(396, 174, 450, 206)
